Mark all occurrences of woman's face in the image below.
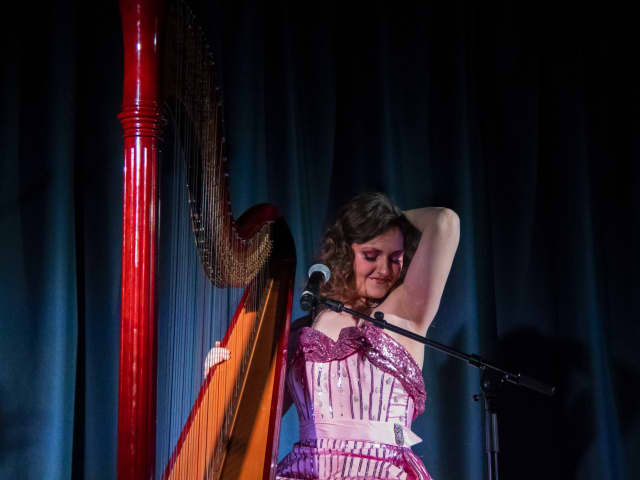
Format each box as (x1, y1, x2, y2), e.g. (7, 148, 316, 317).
(351, 227, 404, 300)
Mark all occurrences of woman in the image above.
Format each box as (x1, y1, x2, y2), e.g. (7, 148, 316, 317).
(276, 192, 460, 480)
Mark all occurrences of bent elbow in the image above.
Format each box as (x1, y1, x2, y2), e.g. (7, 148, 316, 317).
(436, 208, 460, 235)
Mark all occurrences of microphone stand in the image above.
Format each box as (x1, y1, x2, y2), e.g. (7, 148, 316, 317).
(316, 296, 555, 480)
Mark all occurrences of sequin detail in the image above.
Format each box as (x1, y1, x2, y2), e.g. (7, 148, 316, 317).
(295, 323, 426, 416)
(278, 323, 432, 479)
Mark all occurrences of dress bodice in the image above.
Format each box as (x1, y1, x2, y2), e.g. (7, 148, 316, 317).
(277, 323, 433, 479)
(287, 322, 426, 430)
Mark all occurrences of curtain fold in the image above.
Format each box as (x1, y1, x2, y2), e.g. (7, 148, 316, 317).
(0, 0, 632, 478)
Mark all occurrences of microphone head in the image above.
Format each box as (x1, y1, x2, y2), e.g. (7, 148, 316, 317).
(307, 263, 331, 283)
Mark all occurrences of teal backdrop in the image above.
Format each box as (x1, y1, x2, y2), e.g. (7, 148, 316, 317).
(0, 1, 635, 479)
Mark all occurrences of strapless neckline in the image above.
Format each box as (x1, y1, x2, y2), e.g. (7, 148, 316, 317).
(295, 322, 426, 415)
(301, 323, 423, 372)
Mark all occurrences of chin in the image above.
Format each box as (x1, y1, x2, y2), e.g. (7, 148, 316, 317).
(366, 287, 391, 299)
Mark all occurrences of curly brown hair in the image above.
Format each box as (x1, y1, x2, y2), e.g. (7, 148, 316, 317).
(316, 192, 420, 310)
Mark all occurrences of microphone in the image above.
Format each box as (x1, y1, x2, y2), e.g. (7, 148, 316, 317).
(300, 264, 331, 311)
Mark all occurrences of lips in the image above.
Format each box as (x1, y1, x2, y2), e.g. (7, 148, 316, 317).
(369, 277, 391, 284)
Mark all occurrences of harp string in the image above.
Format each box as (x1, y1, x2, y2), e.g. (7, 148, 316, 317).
(155, 2, 274, 478)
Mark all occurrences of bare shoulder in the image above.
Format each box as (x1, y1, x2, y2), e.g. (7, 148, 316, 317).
(374, 286, 420, 328)
(371, 306, 418, 336)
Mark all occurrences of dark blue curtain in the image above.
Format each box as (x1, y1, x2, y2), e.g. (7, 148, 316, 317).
(0, 0, 634, 479)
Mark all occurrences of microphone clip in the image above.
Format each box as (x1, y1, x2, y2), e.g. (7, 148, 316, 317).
(300, 264, 331, 312)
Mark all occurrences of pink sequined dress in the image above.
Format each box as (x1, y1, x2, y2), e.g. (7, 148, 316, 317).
(276, 322, 433, 480)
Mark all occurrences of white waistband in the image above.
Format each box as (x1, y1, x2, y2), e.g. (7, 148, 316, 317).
(299, 418, 422, 447)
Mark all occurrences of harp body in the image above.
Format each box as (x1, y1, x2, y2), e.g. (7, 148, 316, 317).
(117, 1, 294, 479)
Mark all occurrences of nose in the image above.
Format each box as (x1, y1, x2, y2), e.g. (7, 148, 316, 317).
(376, 257, 389, 276)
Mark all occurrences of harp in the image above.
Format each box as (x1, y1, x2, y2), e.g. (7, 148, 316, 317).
(116, 1, 295, 479)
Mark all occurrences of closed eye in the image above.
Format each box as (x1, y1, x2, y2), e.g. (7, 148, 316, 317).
(363, 253, 402, 264)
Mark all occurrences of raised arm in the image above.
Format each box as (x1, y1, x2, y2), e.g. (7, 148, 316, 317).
(388, 207, 460, 334)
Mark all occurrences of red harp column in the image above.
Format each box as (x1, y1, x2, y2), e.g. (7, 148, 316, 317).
(117, 0, 163, 478)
